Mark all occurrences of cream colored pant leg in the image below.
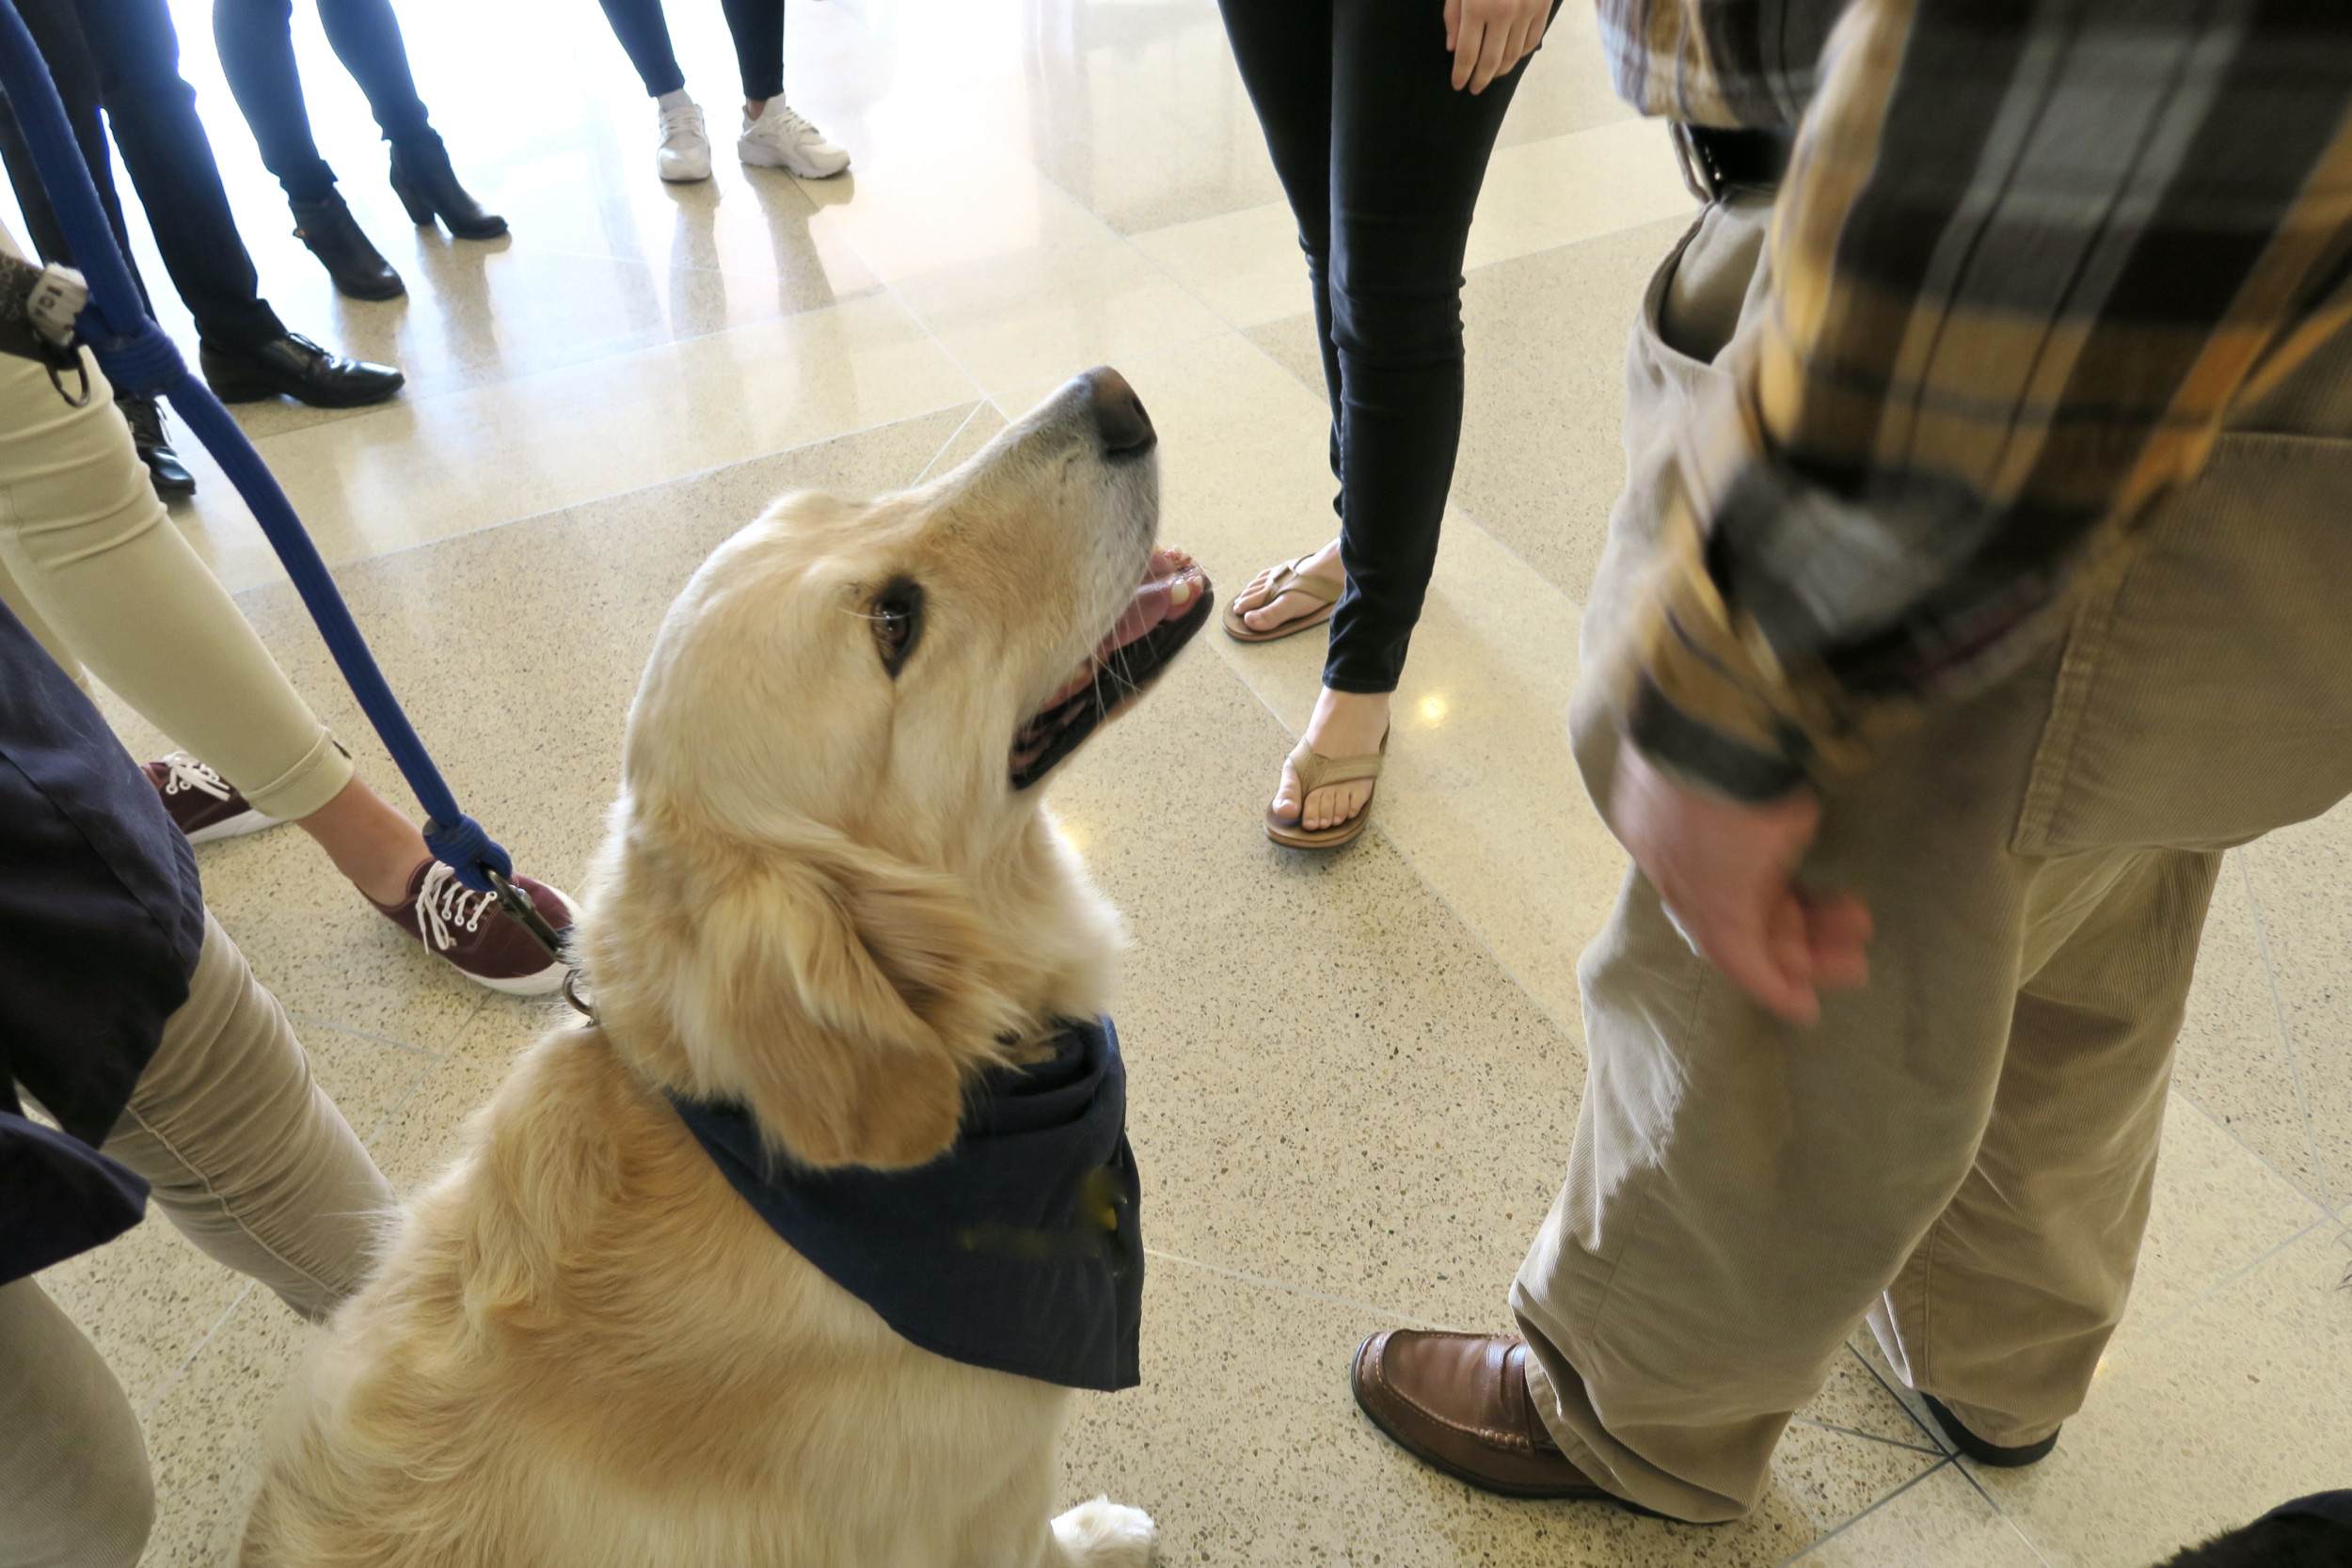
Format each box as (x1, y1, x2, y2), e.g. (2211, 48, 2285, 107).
(1509, 197, 2352, 1522)
(102, 911, 395, 1320)
(0, 1277, 154, 1568)
(0, 257, 352, 819)
(0, 915, 392, 1565)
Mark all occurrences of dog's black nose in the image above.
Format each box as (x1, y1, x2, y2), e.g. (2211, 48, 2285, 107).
(1087, 367, 1155, 456)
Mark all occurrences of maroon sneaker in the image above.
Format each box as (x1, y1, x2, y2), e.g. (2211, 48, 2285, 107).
(143, 752, 282, 844)
(368, 859, 580, 995)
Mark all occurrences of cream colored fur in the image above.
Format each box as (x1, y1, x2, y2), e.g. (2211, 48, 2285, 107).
(240, 378, 1169, 1567)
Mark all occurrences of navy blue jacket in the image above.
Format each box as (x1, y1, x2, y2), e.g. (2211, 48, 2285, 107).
(0, 600, 202, 1284)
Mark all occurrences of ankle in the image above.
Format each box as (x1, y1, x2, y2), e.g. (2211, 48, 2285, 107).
(1306, 688, 1391, 748)
(745, 98, 768, 119)
(294, 776, 433, 906)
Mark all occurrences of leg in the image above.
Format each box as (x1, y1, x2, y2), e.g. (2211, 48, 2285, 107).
(1218, 0, 1343, 639)
(0, 338, 441, 902)
(0, 0, 156, 314)
(1273, 0, 1548, 831)
(717, 0, 782, 105)
(1047, 1497, 1158, 1566)
(0, 343, 353, 823)
(1511, 718, 2053, 1521)
(101, 911, 394, 1319)
(310, 0, 433, 145)
(595, 0, 687, 96)
(1319, 0, 1538, 697)
(211, 0, 339, 200)
(71, 0, 287, 350)
(1505, 206, 2052, 1521)
(1218, 0, 1395, 832)
(1511, 193, 2344, 1519)
(0, 1278, 155, 1568)
(1874, 848, 2221, 1447)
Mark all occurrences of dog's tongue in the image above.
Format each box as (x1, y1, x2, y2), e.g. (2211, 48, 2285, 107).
(1042, 550, 1208, 708)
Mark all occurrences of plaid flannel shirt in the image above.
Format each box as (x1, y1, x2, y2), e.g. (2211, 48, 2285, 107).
(1595, 0, 2352, 800)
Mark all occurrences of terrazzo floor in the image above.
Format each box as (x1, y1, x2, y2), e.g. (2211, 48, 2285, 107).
(15, 0, 2351, 1562)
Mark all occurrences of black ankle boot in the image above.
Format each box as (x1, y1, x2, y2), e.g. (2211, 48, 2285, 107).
(116, 392, 195, 499)
(388, 139, 507, 241)
(291, 193, 405, 301)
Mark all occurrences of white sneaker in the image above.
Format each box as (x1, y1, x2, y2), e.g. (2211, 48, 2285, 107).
(656, 92, 711, 183)
(737, 102, 849, 179)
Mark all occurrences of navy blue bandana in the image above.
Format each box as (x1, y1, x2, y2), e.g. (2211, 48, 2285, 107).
(666, 1017, 1141, 1391)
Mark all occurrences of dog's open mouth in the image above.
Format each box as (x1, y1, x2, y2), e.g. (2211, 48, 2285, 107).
(1009, 549, 1213, 790)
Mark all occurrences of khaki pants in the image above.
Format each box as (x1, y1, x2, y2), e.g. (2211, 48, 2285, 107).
(1509, 198, 2352, 1523)
(0, 224, 352, 820)
(0, 914, 392, 1568)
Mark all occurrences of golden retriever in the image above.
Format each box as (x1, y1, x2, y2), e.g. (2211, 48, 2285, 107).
(240, 369, 1209, 1567)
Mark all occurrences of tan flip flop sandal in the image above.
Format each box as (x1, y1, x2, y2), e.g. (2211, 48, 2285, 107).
(1263, 728, 1388, 850)
(1223, 553, 1342, 643)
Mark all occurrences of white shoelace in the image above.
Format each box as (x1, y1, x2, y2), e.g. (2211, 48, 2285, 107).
(415, 861, 497, 954)
(660, 103, 707, 147)
(761, 104, 826, 148)
(158, 752, 233, 801)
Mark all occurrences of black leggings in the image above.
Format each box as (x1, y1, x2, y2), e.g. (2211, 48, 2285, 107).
(1217, 0, 1545, 694)
(212, 0, 437, 203)
(596, 0, 784, 103)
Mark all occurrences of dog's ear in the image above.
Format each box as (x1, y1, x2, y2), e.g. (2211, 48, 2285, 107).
(674, 845, 1024, 1170)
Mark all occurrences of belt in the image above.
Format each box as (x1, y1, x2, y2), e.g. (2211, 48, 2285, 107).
(1671, 123, 1795, 203)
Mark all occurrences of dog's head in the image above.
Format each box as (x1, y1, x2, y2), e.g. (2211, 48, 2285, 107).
(581, 369, 1208, 1170)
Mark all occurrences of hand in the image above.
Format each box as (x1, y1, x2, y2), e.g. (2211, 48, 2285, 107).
(1611, 742, 1873, 1024)
(1443, 0, 1550, 93)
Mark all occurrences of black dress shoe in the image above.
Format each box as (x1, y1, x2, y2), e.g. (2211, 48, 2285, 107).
(116, 392, 195, 499)
(199, 333, 405, 409)
(291, 192, 404, 301)
(1922, 1393, 2060, 1467)
(388, 138, 507, 241)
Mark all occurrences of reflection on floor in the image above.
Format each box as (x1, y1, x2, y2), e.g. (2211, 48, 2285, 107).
(22, 0, 2350, 1561)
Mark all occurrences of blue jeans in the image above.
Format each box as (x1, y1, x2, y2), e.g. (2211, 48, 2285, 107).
(212, 0, 438, 203)
(0, 0, 286, 349)
(596, 0, 785, 103)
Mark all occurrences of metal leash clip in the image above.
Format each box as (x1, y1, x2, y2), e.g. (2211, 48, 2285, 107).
(484, 865, 597, 1021)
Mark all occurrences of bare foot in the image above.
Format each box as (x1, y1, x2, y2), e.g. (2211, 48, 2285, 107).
(1233, 537, 1343, 635)
(1271, 687, 1391, 832)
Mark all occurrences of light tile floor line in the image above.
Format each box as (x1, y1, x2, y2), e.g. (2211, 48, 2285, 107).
(222, 394, 985, 591)
(135, 1280, 256, 1426)
(287, 1012, 464, 1061)
(1143, 1247, 1450, 1332)
(911, 402, 988, 483)
(2169, 1085, 2338, 1228)
(1778, 1460, 2058, 1568)
(2109, 1211, 2345, 1360)
(1936, 1436, 2064, 1568)
(1775, 1460, 1949, 1565)
(2233, 847, 2333, 1208)
(1840, 1350, 2063, 1565)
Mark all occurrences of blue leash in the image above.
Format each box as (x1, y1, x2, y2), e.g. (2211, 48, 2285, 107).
(0, 0, 563, 954)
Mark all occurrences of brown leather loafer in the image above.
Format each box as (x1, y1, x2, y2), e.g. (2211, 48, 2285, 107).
(1353, 1329, 1631, 1503)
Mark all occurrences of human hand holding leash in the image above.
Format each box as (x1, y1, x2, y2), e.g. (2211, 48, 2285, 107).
(1444, 0, 1549, 93)
(1611, 743, 1873, 1024)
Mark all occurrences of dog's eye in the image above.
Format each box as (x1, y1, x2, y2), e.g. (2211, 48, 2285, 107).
(871, 578, 924, 677)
